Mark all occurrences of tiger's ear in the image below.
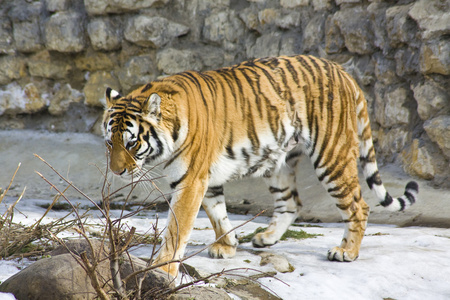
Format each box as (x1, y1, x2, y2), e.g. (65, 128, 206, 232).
(143, 93, 161, 120)
(105, 87, 122, 108)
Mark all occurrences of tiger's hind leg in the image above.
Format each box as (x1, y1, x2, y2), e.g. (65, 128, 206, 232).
(202, 186, 238, 259)
(320, 159, 370, 262)
(252, 151, 303, 248)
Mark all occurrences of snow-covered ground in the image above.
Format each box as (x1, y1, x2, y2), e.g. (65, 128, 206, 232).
(1, 198, 450, 300)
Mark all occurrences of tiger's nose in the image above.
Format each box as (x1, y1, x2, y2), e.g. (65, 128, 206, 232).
(112, 169, 126, 176)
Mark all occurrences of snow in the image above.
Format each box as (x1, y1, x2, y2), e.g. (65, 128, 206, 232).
(1, 198, 450, 300)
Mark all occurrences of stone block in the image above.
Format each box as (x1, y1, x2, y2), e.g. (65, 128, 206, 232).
(402, 139, 438, 180)
(411, 78, 449, 120)
(0, 82, 48, 115)
(374, 83, 411, 127)
(28, 50, 72, 79)
(395, 47, 420, 77)
(88, 17, 123, 51)
(367, 2, 389, 52)
(84, 71, 120, 107)
(324, 15, 345, 54)
(374, 55, 399, 85)
(280, 0, 309, 8)
(48, 84, 84, 115)
(424, 116, 450, 159)
(44, 11, 86, 53)
(74, 50, 117, 71)
(246, 33, 282, 59)
(203, 10, 244, 47)
(386, 4, 415, 48)
(420, 39, 450, 75)
(0, 56, 26, 85)
(0, 18, 14, 54)
(333, 7, 375, 55)
(376, 127, 411, 159)
(12, 19, 43, 53)
(85, 0, 169, 15)
(45, 0, 71, 12)
(303, 14, 325, 52)
(118, 55, 157, 92)
(409, 0, 450, 40)
(156, 48, 203, 75)
(124, 16, 189, 48)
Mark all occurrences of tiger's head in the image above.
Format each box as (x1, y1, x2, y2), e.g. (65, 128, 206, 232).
(102, 86, 172, 178)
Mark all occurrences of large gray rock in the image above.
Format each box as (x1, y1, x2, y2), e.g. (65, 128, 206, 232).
(420, 39, 450, 75)
(118, 54, 157, 92)
(48, 84, 84, 116)
(408, 0, 450, 40)
(246, 33, 282, 59)
(27, 50, 72, 79)
(0, 239, 174, 300)
(203, 10, 244, 50)
(12, 19, 43, 53)
(87, 17, 123, 51)
(85, 0, 169, 15)
(157, 48, 203, 75)
(0, 18, 14, 54)
(333, 7, 375, 54)
(44, 11, 86, 53)
(0, 82, 48, 116)
(412, 78, 450, 120)
(124, 16, 189, 48)
(0, 55, 25, 85)
(424, 116, 450, 159)
(385, 4, 415, 48)
(374, 83, 412, 127)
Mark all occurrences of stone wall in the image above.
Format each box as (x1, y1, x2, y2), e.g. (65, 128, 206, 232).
(0, 0, 449, 186)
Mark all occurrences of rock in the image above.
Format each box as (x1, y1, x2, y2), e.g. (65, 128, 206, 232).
(0, 82, 48, 116)
(87, 17, 123, 51)
(157, 48, 203, 75)
(0, 55, 26, 85)
(45, 0, 71, 12)
(385, 4, 415, 48)
(48, 84, 84, 115)
(374, 55, 399, 85)
(374, 84, 411, 127)
(280, 0, 309, 8)
(395, 47, 420, 77)
(118, 55, 157, 92)
(203, 10, 244, 50)
(246, 33, 282, 59)
(84, 71, 120, 107)
(44, 11, 86, 53)
(411, 78, 450, 120)
(0, 18, 14, 54)
(0, 253, 102, 299)
(342, 55, 375, 86)
(0, 239, 174, 300)
(258, 253, 295, 273)
(333, 7, 375, 55)
(424, 116, 450, 159)
(85, 0, 169, 16)
(124, 16, 189, 48)
(239, 8, 259, 31)
(168, 286, 231, 300)
(325, 15, 345, 54)
(313, 0, 331, 11)
(74, 50, 117, 72)
(420, 39, 450, 75)
(303, 14, 326, 52)
(27, 50, 72, 79)
(408, 0, 450, 40)
(367, 2, 389, 52)
(12, 18, 43, 53)
(376, 127, 411, 160)
(275, 11, 301, 30)
(222, 278, 282, 300)
(402, 139, 437, 180)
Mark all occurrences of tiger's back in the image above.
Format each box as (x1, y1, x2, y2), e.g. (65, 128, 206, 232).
(102, 55, 418, 276)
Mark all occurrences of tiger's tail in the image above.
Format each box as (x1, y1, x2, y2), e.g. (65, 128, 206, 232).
(355, 88, 418, 211)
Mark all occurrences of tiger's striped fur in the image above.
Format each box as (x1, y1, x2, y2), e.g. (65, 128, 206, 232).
(102, 55, 418, 276)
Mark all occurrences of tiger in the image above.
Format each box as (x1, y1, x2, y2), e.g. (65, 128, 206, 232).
(102, 54, 418, 277)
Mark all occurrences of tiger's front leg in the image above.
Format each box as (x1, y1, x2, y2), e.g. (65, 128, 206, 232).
(153, 178, 207, 277)
(202, 185, 238, 259)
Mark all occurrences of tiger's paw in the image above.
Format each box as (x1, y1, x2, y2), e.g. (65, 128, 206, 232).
(208, 242, 237, 259)
(251, 232, 278, 248)
(327, 246, 359, 262)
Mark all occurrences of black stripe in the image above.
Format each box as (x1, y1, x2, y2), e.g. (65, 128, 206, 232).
(170, 172, 187, 189)
(366, 171, 382, 189)
(269, 186, 289, 194)
(379, 194, 393, 207)
(206, 186, 224, 198)
(141, 83, 152, 93)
